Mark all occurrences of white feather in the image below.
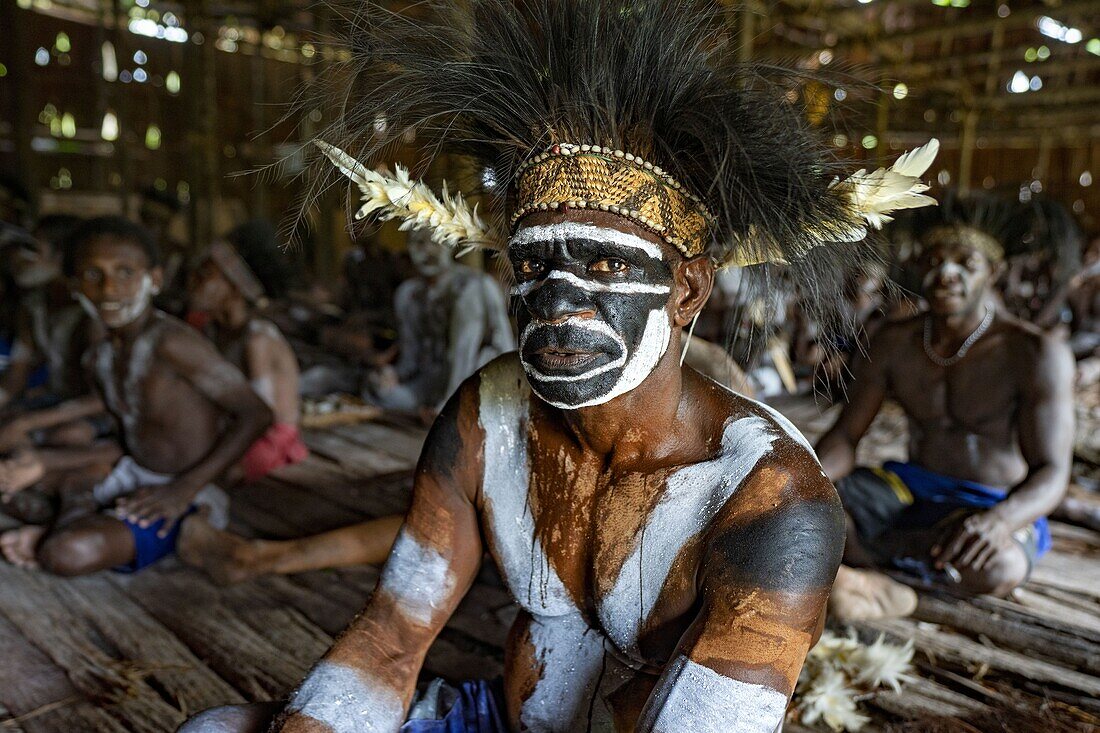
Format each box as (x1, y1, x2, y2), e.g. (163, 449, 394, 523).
(314, 140, 492, 250)
(830, 138, 940, 239)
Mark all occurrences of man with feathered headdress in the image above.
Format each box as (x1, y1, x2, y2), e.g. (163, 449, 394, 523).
(182, 1, 937, 731)
(819, 192, 1075, 621)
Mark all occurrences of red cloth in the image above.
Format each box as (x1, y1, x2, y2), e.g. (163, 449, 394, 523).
(242, 422, 308, 483)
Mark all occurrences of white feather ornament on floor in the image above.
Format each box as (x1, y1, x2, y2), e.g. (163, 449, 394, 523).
(830, 138, 941, 241)
(791, 629, 916, 732)
(314, 141, 492, 251)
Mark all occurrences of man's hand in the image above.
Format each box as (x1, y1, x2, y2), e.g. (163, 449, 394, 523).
(0, 449, 45, 497)
(114, 483, 199, 537)
(933, 511, 1014, 572)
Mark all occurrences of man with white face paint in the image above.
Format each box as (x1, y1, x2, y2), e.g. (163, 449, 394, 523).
(182, 1, 937, 731)
(0, 217, 273, 576)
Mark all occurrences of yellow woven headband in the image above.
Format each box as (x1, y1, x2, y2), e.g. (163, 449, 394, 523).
(511, 144, 715, 259)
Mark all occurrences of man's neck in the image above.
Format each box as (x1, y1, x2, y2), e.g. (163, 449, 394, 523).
(108, 306, 156, 347)
(559, 339, 687, 465)
(931, 298, 990, 340)
(213, 296, 251, 331)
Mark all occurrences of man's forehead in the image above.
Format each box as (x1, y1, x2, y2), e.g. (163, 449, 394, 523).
(509, 222, 667, 261)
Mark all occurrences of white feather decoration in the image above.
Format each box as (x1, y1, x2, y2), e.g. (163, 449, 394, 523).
(792, 629, 916, 732)
(830, 138, 940, 241)
(314, 140, 492, 250)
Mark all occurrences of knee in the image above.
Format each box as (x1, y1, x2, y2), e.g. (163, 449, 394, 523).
(177, 703, 280, 733)
(37, 529, 106, 577)
(958, 545, 1029, 597)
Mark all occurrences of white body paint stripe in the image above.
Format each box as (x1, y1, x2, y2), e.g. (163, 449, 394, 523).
(287, 661, 406, 733)
(479, 357, 576, 616)
(511, 270, 671, 297)
(597, 415, 779, 654)
(511, 222, 665, 261)
(641, 656, 789, 733)
(377, 528, 456, 627)
(520, 611, 609, 732)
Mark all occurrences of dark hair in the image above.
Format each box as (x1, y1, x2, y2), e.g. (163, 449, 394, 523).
(226, 220, 292, 299)
(63, 216, 160, 276)
(33, 214, 83, 250)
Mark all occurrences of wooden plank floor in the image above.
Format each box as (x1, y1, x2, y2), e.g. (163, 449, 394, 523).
(1, 404, 1098, 732)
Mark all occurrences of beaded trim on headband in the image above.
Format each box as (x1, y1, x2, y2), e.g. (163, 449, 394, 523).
(923, 224, 1004, 263)
(511, 143, 715, 258)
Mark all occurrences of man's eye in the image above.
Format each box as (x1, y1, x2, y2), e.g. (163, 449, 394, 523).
(590, 258, 627, 274)
(117, 267, 134, 279)
(82, 269, 102, 283)
(517, 259, 544, 277)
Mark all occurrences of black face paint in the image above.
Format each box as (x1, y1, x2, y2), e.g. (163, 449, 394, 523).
(508, 223, 675, 409)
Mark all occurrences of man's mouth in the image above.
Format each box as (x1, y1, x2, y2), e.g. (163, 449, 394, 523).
(528, 346, 601, 371)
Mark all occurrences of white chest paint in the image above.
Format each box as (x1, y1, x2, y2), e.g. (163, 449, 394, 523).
(478, 357, 576, 617)
(95, 325, 158, 434)
(595, 414, 780, 655)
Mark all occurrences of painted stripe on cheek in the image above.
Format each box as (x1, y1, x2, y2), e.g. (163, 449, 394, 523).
(377, 529, 456, 626)
(641, 656, 789, 733)
(287, 661, 405, 733)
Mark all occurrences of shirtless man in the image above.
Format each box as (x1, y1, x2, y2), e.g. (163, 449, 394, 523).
(365, 229, 515, 416)
(821, 222, 1075, 620)
(186, 205, 845, 732)
(186, 241, 308, 483)
(0, 217, 272, 575)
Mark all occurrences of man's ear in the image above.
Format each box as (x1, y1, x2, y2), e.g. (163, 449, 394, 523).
(150, 266, 165, 295)
(672, 256, 714, 327)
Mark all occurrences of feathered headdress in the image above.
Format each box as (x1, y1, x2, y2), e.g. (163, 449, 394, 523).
(302, 0, 937, 308)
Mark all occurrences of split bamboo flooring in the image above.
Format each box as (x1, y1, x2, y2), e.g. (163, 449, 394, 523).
(0, 400, 1096, 732)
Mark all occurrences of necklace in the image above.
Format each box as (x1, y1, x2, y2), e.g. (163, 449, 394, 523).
(923, 305, 994, 367)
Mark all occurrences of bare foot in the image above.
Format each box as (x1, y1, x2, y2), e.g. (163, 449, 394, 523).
(178, 513, 262, 585)
(829, 565, 918, 622)
(0, 525, 47, 569)
(0, 449, 45, 496)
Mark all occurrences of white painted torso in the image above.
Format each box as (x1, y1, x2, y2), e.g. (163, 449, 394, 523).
(476, 355, 818, 660)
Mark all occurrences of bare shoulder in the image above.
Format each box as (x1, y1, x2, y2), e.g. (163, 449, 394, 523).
(868, 314, 921, 354)
(153, 312, 230, 368)
(246, 318, 293, 356)
(991, 314, 1073, 379)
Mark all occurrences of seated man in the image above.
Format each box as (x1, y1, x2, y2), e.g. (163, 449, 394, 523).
(0, 216, 272, 575)
(821, 216, 1075, 621)
(364, 228, 515, 417)
(180, 0, 941, 729)
(187, 241, 308, 483)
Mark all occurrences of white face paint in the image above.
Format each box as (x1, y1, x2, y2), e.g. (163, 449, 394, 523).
(510, 222, 676, 410)
(287, 661, 405, 733)
(77, 273, 158, 329)
(639, 655, 789, 733)
(376, 528, 456, 627)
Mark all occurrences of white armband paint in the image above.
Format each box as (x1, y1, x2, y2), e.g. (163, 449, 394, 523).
(641, 656, 788, 733)
(377, 528, 456, 627)
(287, 661, 405, 733)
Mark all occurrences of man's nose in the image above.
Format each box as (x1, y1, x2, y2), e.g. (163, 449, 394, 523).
(522, 277, 597, 323)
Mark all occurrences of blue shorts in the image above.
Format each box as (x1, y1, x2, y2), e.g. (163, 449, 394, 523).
(113, 506, 197, 573)
(401, 679, 507, 733)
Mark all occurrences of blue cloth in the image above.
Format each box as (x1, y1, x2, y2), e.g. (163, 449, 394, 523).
(0, 335, 48, 390)
(884, 461, 1052, 557)
(113, 506, 198, 573)
(400, 680, 508, 733)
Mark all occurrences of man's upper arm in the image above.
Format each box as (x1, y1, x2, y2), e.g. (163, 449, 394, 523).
(1018, 334, 1075, 474)
(639, 462, 844, 733)
(279, 377, 485, 733)
(815, 326, 893, 479)
(159, 329, 269, 418)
